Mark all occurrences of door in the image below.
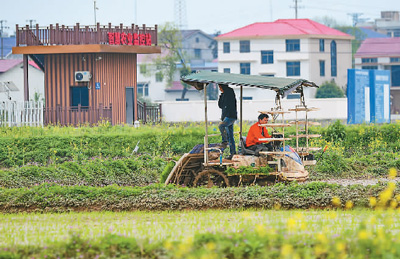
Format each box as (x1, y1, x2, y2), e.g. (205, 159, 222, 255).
(126, 87, 135, 124)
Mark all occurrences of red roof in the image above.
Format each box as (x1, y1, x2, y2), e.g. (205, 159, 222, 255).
(0, 59, 41, 73)
(217, 19, 352, 39)
(355, 38, 400, 57)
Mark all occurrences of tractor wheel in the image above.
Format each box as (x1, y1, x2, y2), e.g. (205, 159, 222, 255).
(193, 169, 230, 188)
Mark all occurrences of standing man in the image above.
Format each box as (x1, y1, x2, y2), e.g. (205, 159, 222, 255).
(218, 84, 237, 159)
(246, 113, 274, 155)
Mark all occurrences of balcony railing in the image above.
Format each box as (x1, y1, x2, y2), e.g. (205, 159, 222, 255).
(16, 23, 158, 47)
(137, 101, 162, 124)
(44, 104, 112, 126)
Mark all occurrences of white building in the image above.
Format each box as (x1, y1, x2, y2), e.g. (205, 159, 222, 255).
(216, 19, 353, 99)
(137, 30, 217, 102)
(0, 59, 44, 102)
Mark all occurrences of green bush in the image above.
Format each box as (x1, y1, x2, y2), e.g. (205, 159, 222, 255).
(315, 81, 345, 98)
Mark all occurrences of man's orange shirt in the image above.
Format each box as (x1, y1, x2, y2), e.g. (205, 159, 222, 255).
(246, 122, 272, 147)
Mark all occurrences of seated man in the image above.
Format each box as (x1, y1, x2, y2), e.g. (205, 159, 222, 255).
(246, 113, 274, 155)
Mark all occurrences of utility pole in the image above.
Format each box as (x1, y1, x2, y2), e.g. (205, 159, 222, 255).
(94, 0, 99, 25)
(134, 0, 137, 24)
(26, 19, 36, 28)
(174, 0, 187, 29)
(0, 20, 9, 60)
(290, 0, 303, 19)
(347, 13, 363, 26)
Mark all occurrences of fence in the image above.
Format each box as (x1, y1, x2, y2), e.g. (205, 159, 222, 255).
(16, 23, 158, 46)
(137, 101, 162, 124)
(0, 101, 44, 127)
(44, 104, 112, 126)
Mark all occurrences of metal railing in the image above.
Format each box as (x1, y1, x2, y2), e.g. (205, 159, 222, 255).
(44, 104, 112, 126)
(16, 23, 158, 46)
(137, 101, 162, 124)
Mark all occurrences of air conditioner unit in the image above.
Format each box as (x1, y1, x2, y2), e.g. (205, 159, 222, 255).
(75, 71, 92, 82)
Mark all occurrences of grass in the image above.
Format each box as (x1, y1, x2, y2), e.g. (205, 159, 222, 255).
(1, 209, 399, 248)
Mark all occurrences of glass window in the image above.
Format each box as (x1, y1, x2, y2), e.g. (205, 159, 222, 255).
(155, 72, 163, 82)
(362, 58, 378, 63)
(286, 39, 300, 52)
(223, 42, 230, 53)
(70, 87, 89, 107)
(319, 39, 325, 52)
(137, 83, 149, 97)
(261, 50, 274, 64)
(196, 37, 199, 43)
(194, 49, 201, 58)
(331, 41, 337, 77)
(286, 61, 300, 76)
(240, 40, 250, 53)
(223, 68, 231, 73)
(240, 63, 251, 74)
(319, 60, 325, 76)
(362, 66, 378, 70)
(390, 57, 400, 63)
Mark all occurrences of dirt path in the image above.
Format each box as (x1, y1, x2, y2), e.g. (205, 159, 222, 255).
(310, 178, 400, 186)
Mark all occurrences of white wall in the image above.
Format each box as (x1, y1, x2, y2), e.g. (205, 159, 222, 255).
(159, 98, 347, 122)
(0, 64, 44, 102)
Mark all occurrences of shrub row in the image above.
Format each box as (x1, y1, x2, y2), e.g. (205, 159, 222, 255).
(2, 225, 400, 259)
(0, 155, 165, 188)
(0, 182, 392, 213)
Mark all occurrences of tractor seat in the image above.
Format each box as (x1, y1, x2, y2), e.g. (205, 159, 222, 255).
(240, 137, 256, 155)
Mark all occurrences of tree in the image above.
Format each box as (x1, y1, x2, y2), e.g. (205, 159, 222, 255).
(152, 22, 191, 100)
(315, 81, 345, 98)
(335, 26, 366, 62)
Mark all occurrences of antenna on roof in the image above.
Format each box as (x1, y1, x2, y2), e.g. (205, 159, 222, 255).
(290, 0, 303, 19)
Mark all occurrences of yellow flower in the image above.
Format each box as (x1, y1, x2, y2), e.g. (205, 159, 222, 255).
(316, 233, 328, 244)
(358, 230, 370, 240)
(205, 242, 216, 251)
(369, 197, 377, 207)
(164, 240, 173, 250)
(242, 211, 251, 219)
(336, 242, 346, 252)
(389, 168, 397, 179)
(255, 224, 266, 237)
(281, 244, 293, 256)
(345, 200, 353, 209)
(287, 218, 296, 230)
(390, 200, 398, 209)
(332, 196, 341, 207)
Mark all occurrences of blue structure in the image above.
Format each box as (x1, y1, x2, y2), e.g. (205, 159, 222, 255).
(347, 69, 370, 124)
(370, 70, 391, 123)
(347, 69, 391, 124)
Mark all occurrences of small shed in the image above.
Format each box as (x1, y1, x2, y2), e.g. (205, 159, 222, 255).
(12, 23, 161, 125)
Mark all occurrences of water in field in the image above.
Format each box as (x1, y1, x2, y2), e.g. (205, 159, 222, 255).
(0, 209, 399, 247)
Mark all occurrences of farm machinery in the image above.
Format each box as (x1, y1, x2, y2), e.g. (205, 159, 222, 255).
(165, 71, 322, 187)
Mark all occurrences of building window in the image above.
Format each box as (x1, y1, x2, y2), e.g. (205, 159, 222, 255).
(286, 61, 300, 76)
(194, 48, 201, 58)
(223, 68, 231, 73)
(240, 40, 250, 53)
(137, 82, 149, 97)
(394, 31, 400, 37)
(240, 63, 251, 74)
(155, 72, 163, 82)
(390, 57, 400, 63)
(196, 37, 199, 43)
(331, 41, 337, 77)
(223, 42, 230, 53)
(286, 39, 300, 52)
(319, 60, 325, 76)
(71, 87, 89, 107)
(319, 39, 325, 52)
(362, 66, 378, 70)
(262, 74, 275, 77)
(243, 97, 253, 100)
(261, 50, 274, 64)
(362, 58, 378, 63)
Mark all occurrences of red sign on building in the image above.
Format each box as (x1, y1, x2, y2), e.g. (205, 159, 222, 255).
(107, 32, 152, 46)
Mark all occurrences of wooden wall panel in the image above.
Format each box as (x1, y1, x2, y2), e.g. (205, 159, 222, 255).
(44, 52, 137, 125)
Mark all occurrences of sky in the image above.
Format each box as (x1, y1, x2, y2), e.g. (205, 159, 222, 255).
(1, 0, 399, 36)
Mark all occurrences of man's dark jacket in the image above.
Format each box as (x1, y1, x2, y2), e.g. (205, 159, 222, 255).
(218, 86, 237, 120)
